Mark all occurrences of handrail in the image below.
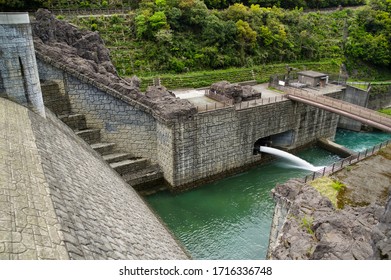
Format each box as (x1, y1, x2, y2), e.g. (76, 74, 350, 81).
(196, 94, 288, 113)
(302, 139, 390, 183)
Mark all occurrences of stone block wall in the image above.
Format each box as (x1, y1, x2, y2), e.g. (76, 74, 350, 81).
(156, 122, 175, 184)
(37, 59, 158, 160)
(163, 98, 339, 189)
(41, 80, 71, 115)
(0, 13, 45, 117)
(36, 57, 340, 190)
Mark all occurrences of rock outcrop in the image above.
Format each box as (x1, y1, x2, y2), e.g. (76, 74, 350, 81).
(142, 85, 197, 118)
(210, 81, 261, 103)
(268, 179, 390, 260)
(32, 9, 196, 120)
(372, 192, 391, 259)
(268, 145, 391, 260)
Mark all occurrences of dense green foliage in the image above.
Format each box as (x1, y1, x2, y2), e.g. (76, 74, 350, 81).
(69, 0, 351, 75)
(4, 0, 390, 84)
(57, 0, 391, 79)
(0, 0, 47, 11)
(203, 0, 365, 9)
(345, 0, 391, 68)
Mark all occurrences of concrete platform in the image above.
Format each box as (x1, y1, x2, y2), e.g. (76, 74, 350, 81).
(172, 83, 284, 108)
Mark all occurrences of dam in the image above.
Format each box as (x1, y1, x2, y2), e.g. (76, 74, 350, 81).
(1, 10, 390, 260)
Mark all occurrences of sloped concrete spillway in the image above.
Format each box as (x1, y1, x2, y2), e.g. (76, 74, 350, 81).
(259, 146, 322, 172)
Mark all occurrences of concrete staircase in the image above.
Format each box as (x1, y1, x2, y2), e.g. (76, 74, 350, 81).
(58, 113, 164, 192)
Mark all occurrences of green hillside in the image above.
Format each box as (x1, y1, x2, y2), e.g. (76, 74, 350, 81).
(5, 1, 390, 88)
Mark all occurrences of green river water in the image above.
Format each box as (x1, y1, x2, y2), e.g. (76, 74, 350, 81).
(145, 129, 391, 260)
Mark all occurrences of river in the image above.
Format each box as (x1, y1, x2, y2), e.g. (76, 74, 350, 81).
(145, 129, 391, 259)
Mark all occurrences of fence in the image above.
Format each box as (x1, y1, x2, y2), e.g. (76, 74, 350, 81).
(303, 139, 391, 183)
(196, 94, 288, 113)
(204, 90, 234, 105)
(234, 95, 288, 110)
(50, 8, 131, 16)
(196, 102, 232, 112)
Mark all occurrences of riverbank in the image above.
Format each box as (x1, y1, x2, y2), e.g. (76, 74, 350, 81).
(268, 145, 391, 259)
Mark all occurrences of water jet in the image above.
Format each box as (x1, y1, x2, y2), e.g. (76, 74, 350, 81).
(259, 146, 322, 172)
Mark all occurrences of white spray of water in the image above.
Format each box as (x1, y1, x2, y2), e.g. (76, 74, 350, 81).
(260, 146, 322, 172)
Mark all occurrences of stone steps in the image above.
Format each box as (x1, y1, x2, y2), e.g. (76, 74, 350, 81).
(58, 111, 164, 192)
(91, 142, 116, 155)
(75, 128, 101, 144)
(123, 164, 164, 189)
(59, 114, 87, 131)
(110, 158, 149, 176)
(102, 152, 134, 164)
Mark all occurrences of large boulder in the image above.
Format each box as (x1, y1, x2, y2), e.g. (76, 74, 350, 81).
(209, 81, 261, 103)
(140, 85, 197, 119)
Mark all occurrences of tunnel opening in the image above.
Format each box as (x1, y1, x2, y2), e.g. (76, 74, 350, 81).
(253, 130, 294, 155)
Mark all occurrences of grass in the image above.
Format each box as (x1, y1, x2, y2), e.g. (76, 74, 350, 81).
(309, 177, 346, 209)
(301, 216, 315, 237)
(137, 60, 341, 90)
(378, 108, 391, 116)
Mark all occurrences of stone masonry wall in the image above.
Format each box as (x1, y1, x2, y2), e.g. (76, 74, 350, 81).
(0, 13, 45, 117)
(166, 99, 339, 189)
(156, 122, 175, 184)
(37, 59, 158, 160)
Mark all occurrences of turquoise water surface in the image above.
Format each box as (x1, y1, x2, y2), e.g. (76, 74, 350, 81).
(334, 129, 391, 152)
(146, 129, 391, 260)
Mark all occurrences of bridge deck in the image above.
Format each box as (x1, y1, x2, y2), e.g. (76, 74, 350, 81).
(286, 88, 391, 133)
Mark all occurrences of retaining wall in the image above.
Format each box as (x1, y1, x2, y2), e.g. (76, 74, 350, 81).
(163, 97, 340, 189)
(339, 86, 369, 131)
(37, 59, 158, 160)
(367, 85, 391, 110)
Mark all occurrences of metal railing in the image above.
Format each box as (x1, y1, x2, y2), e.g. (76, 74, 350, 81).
(196, 94, 288, 113)
(303, 139, 390, 183)
(50, 8, 132, 16)
(204, 90, 234, 105)
(234, 95, 288, 110)
(196, 101, 232, 112)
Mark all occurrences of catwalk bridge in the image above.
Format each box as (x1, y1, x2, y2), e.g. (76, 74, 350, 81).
(286, 89, 391, 133)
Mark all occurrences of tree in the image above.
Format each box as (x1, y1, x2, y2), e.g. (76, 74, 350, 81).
(0, 0, 47, 10)
(149, 11, 168, 30)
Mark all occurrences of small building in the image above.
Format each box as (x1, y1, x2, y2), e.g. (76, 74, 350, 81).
(298, 70, 329, 87)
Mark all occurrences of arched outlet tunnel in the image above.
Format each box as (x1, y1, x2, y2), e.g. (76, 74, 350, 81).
(253, 130, 294, 155)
